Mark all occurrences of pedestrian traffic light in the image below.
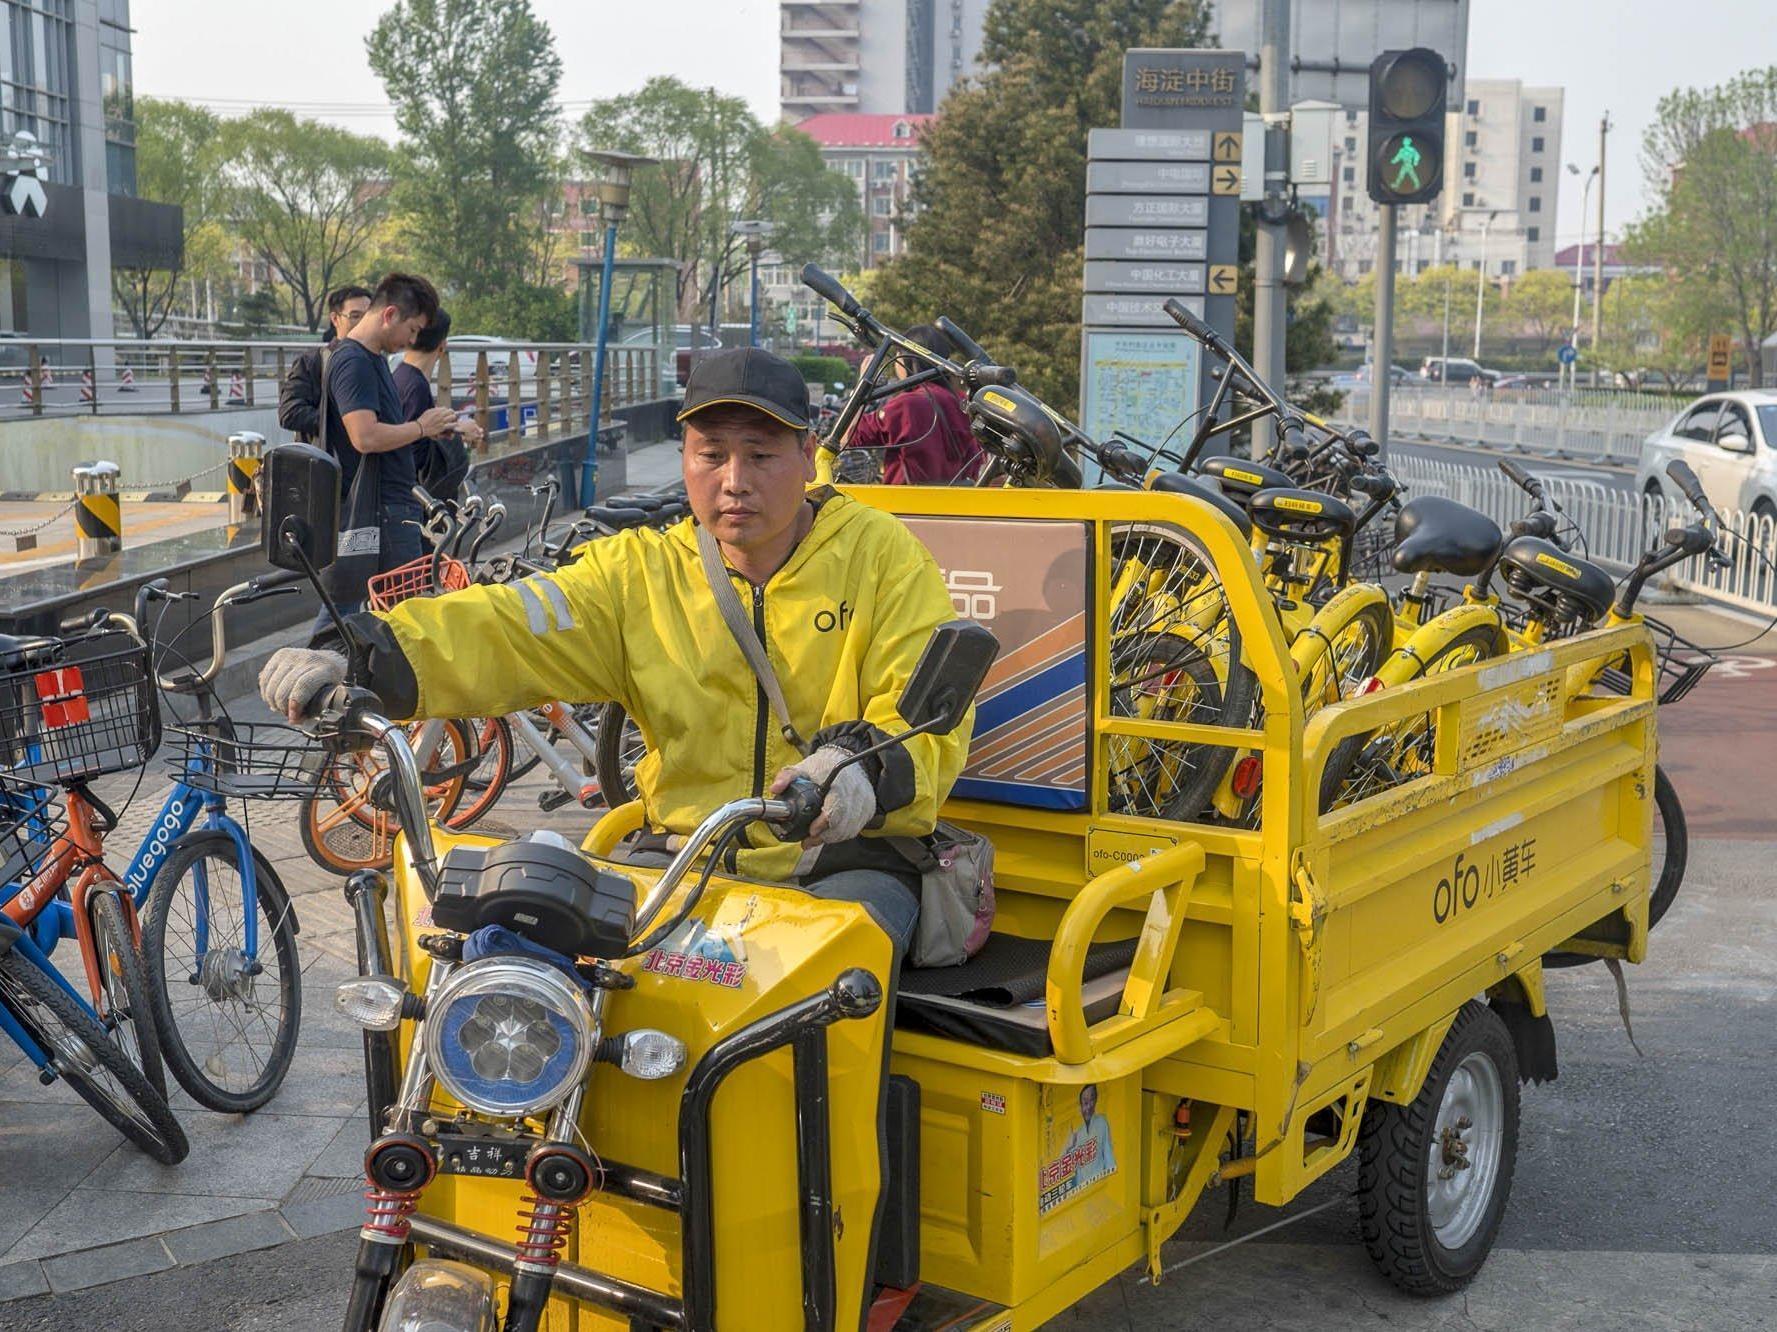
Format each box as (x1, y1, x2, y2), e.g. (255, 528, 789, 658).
(1367, 48, 1447, 205)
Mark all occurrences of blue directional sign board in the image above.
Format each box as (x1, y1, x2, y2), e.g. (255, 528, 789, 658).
(1081, 50, 1245, 469)
(1557, 343, 1577, 366)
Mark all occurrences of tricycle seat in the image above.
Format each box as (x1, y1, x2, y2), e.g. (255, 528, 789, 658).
(895, 933, 1137, 1057)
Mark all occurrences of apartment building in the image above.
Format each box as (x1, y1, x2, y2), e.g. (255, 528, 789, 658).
(781, 0, 990, 121)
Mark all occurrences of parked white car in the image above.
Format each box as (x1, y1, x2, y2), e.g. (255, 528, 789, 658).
(1635, 390, 1777, 521)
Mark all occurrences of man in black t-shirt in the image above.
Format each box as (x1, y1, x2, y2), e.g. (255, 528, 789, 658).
(319, 272, 458, 617)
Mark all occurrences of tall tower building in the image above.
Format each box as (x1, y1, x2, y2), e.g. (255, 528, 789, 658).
(781, 0, 991, 122)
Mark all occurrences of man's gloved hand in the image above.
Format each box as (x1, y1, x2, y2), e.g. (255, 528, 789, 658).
(259, 647, 347, 723)
(770, 745, 876, 846)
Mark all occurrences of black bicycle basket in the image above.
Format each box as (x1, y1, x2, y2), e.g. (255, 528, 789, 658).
(165, 720, 328, 801)
(0, 629, 160, 786)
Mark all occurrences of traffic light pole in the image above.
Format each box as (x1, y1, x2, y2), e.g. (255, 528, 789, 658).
(1252, 0, 1290, 454)
(1369, 203, 1397, 462)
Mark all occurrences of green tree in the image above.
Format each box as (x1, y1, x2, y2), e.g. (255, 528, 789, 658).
(1592, 273, 1707, 391)
(367, 0, 567, 335)
(870, 0, 1212, 405)
(113, 97, 226, 337)
(225, 110, 392, 331)
(1501, 267, 1575, 359)
(1627, 66, 1777, 385)
(580, 77, 863, 322)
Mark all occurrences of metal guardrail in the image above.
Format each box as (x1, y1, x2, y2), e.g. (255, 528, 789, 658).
(0, 337, 662, 442)
(1391, 453, 1777, 614)
(1348, 385, 1679, 464)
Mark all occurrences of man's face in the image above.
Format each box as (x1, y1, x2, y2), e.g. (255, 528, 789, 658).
(1079, 1085, 1097, 1123)
(379, 304, 430, 352)
(331, 298, 370, 339)
(682, 411, 815, 552)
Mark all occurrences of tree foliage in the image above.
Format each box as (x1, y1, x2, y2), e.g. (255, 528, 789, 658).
(225, 110, 392, 331)
(580, 77, 862, 322)
(869, 0, 1212, 405)
(1626, 66, 1777, 386)
(114, 97, 226, 337)
(367, 0, 567, 335)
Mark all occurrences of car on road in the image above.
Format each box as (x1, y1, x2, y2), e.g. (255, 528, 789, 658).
(1635, 389, 1777, 521)
(1326, 364, 1413, 391)
(1420, 355, 1499, 386)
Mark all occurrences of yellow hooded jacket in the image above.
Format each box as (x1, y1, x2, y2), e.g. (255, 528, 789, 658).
(376, 488, 968, 883)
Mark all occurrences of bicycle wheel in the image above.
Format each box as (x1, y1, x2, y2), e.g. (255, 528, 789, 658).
(0, 950, 188, 1163)
(593, 702, 647, 808)
(300, 720, 469, 874)
(1318, 625, 1502, 814)
(1545, 765, 1686, 969)
(447, 717, 513, 830)
(88, 889, 168, 1100)
(1107, 631, 1233, 821)
(1299, 600, 1394, 720)
(144, 831, 302, 1113)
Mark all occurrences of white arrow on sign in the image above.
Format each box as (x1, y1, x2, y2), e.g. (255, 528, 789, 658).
(4, 171, 46, 218)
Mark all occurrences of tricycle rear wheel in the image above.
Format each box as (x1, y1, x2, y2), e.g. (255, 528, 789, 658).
(1357, 1001, 1519, 1294)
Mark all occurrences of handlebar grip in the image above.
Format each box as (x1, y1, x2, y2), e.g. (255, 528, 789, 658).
(1345, 429, 1379, 458)
(936, 316, 991, 366)
(59, 607, 109, 635)
(411, 483, 446, 517)
(774, 775, 824, 844)
(801, 264, 860, 318)
(1665, 461, 1713, 517)
(1279, 420, 1309, 461)
(132, 578, 170, 628)
(967, 363, 1019, 389)
(1163, 298, 1222, 348)
(1498, 458, 1541, 495)
(1097, 442, 1147, 480)
(1348, 472, 1396, 498)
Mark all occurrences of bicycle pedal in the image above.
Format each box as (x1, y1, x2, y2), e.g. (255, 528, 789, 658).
(577, 784, 602, 809)
(537, 789, 575, 813)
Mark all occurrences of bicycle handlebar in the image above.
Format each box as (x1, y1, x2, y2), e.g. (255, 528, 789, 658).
(801, 264, 862, 320)
(1665, 460, 1713, 518)
(1498, 459, 1542, 498)
(936, 316, 990, 366)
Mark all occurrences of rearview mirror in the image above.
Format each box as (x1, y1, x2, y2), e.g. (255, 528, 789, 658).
(896, 621, 1000, 735)
(1718, 432, 1753, 455)
(261, 444, 341, 572)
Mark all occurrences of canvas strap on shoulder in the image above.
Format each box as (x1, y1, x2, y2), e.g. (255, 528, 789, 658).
(695, 523, 810, 756)
(316, 345, 333, 453)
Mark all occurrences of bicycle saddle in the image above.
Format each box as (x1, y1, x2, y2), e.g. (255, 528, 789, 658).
(1497, 536, 1614, 624)
(1197, 456, 1295, 501)
(607, 494, 666, 512)
(0, 633, 58, 671)
(1391, 496, 1502, 577)
(1248, 488, 1355, 543)
(1146, 470, 1253, 539)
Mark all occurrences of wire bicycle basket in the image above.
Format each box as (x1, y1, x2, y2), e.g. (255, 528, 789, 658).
(165, 721, 328, 801)
(0, 782, 65, 889)
(0, 630, 160, 786)
(1599, 615, 1719, 705)
(366, 555, 470, 612)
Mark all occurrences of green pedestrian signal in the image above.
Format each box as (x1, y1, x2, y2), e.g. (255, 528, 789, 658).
(1367, 49, 1446, 205)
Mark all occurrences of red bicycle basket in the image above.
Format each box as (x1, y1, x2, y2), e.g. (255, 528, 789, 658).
(366, 556, 470, 611)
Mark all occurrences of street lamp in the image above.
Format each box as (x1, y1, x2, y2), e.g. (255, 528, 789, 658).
(1566, 163, 1599, 391)
(579, 148, 655, 506)
(730, 220, 773, 348)
(1472, 209, 1500, 361)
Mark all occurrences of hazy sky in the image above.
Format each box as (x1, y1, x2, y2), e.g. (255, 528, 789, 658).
(137, 0, 1764, 251)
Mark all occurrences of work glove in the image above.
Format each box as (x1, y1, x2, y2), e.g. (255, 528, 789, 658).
(770, 745, 877, 846)
(259, 647, 347, 723)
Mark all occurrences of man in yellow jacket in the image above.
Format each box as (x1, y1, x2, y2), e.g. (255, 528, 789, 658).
(260, 347, 969, 954)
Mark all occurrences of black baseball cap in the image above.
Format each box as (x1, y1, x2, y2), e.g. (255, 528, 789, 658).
(677, 347, 813, 431)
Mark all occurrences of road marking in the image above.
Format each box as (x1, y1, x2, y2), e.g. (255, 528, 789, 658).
(1710, 655, 1776, 680)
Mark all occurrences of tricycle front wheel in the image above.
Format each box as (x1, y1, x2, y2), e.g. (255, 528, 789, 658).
(1357, 1001, 1520, 1294)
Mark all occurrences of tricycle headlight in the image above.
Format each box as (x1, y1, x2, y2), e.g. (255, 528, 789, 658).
(335, 976, 407, 1031)
(422, 959, 595, 1119)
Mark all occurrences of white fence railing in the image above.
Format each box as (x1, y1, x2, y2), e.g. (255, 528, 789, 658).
(1390, 453, 1777, 614)
(1348, 386, 1680, 465)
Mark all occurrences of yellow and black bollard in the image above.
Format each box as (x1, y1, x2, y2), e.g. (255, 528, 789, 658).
(226, 431, 265, 523)
(72, 461, 123, 559)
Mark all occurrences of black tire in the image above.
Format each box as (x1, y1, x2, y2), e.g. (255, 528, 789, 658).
(88, 889, 168, 1100)
(1302, 600, 1395, 718)
(1358, 1001, 1519, 1295)
(144, 832, 302, 1113)
(1107, 631, 1247, 822)
(0, 950, 189, 1163)
(1545, 764, 1686, 968)
(593, 701, 647, 808)
(1318, 624, 1502, 814)
(447, 717, 513, 829)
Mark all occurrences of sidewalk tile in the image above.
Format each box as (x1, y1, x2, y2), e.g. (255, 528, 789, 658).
(161, 1209, 295, 1267)
(82, 1111, 341, 1201)
(41, 1235, 172, 1294)
(0, 1260, 48, 1302)
(4, 1189, 270, 1264)
(0, 1101, 130, 1189)
(280, 1191, 367, 1240)
(0, 1188, 66, 1257)
(306, 1114, 373, 1179)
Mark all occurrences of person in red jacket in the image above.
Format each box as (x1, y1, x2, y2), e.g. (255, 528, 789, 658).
(846, 323, 984, 484)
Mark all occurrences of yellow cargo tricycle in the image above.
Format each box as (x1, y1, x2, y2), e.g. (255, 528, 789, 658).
(259, 439, 1660, 1331)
